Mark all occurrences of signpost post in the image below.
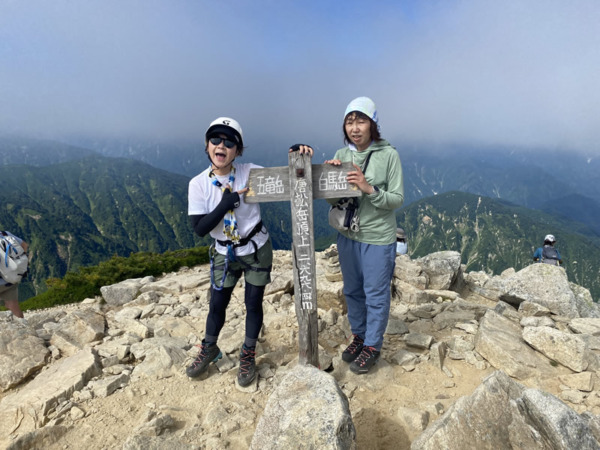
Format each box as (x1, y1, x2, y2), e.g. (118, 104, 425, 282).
(245, 153, 360, 367)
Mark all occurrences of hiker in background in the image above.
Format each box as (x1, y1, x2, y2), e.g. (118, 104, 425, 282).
(186, 116, 312, 386)
(325, 96, 404, 374)
(396, 227, 408, 256)
(533, 234, 563, 266)
(0, 231, 29, 319)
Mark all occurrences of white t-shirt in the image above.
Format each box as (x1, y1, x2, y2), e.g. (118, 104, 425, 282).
(188, 163, 269, 256)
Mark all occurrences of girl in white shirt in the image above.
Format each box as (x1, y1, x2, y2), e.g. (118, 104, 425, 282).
(186, 117, 270, 387)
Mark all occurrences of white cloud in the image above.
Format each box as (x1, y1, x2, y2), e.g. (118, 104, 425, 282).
(1, 0, 599, 155)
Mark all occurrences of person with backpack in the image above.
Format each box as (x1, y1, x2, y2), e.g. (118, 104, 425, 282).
(533, 234, 563, 266)
(186, 116, 312, 386)
(396, 227, 408, 256)
(324, 97, 404, 374)
(0, 231, 29, 319)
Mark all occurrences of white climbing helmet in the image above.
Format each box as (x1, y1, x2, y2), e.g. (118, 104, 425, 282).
(205, 117, 244, 148)
(544, 234, 556, 243)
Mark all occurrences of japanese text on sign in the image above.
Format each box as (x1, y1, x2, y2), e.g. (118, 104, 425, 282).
(256, 175, 284, 195)
(319, 171, 348, 192)
(294, 178, 313, 309)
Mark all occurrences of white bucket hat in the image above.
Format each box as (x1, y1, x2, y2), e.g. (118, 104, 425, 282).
(344, 97, 378, 123)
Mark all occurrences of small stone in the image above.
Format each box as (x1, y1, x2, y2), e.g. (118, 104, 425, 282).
(70, 406, 85, 420)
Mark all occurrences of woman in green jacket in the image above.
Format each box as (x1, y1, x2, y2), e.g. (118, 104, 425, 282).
(325, 97, 404, 374)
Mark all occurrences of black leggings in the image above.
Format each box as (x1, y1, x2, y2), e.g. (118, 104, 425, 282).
(204, 282, 265, 342)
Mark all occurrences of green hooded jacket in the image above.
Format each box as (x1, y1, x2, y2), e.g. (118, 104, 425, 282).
(331, 139, 404, 245)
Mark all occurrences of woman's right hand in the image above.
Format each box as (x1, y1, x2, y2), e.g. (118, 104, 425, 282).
(324, 159, 342, 166)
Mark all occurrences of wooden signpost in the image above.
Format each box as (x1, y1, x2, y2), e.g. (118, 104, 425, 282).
(245, 153, 360, 367)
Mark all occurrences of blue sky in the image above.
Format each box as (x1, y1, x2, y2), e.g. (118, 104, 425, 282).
(1, 0, 599, 156)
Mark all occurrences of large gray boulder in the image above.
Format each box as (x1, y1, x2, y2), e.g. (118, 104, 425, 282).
(139, 272, 210, 295)
(101, 276, 155, 306)
(570, 282, 600, 318)
(394, 256, 428, 289)
(0, 322, 49, 391)
(251, 364, 356, 449)
(462, 270, 511, 302)
(499, 264, 580, 318)
(0, 349, 101, 440)
(415, 251, 462, 290)
(522, 326, 589, 372)
(392, 279, 432, 305)
(411, 370, 600, 450)
(474, 310, 555, 380)
(49, 308, 106, 357)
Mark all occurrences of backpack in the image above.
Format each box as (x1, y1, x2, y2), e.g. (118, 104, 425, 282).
(541, 246, 560, 266)
(0, 232, 29, 284)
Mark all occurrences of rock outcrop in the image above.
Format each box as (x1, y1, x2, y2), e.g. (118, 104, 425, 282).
(412, 370, 600, 450)
(251, 364, 355, 449)
(0, 248, 599, 449)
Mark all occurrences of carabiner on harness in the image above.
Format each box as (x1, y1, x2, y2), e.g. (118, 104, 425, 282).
(209, 243, 230, 291)
(226, 243, 236, 262)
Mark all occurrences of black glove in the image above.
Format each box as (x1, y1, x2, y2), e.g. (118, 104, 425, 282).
(289, 143, 309, 152)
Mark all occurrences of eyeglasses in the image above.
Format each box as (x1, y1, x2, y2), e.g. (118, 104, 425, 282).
(209, 137, 237, 149)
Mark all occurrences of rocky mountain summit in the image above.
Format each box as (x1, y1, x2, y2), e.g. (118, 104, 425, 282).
(2, 248, 600, 449)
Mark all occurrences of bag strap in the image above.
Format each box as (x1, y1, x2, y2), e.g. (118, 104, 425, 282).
(347, 151, 374, 207)
(333, 151, 375, 210)
(353, 151, 375, 208)
(361, 151, 374, 174)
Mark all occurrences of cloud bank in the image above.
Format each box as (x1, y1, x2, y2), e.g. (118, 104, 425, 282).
(1, 0, 598, 154)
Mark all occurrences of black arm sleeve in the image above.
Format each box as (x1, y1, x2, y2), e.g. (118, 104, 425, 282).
(190, 190, 240, 237)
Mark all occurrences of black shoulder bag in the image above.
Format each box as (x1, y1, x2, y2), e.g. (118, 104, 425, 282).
(328, 151, 374, 233)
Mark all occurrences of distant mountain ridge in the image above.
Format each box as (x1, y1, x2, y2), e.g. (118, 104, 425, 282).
(1, 139, 598, 301)
(0, 136, 97, 166)
(400, 144, 600, 235)
(58, 136, 600, 234)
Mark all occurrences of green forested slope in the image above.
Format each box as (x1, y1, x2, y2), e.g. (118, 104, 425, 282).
(2, 155, 598, 303)
(0, 155, 197, 299)
(0, 155, 316, 300)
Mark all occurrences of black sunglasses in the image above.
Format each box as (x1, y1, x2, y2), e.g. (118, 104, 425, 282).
(209, 136, 237, 149)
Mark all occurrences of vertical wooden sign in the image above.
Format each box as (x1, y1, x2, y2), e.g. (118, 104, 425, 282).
(245, 157, 360, 367)
(288, 152, 319, 366)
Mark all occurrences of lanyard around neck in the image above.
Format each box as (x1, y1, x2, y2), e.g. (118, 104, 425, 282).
(209, 166, 235, 189)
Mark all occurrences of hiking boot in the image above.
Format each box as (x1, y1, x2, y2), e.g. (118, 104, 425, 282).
(237, 344, 257, 387)
(186, 341, 222, 378)
(342, 334, 364, 362)
(349, 346, 380, 374)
